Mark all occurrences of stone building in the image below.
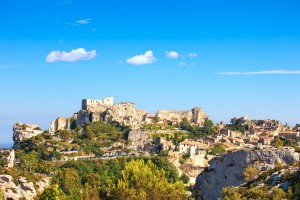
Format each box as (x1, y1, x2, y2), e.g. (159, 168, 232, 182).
(179, 140, 208, 156)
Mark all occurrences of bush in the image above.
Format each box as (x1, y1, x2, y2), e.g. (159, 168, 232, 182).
(180, 173, 190, 184)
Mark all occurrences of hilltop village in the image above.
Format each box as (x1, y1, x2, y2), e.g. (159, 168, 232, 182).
(1, 97, 300, 200)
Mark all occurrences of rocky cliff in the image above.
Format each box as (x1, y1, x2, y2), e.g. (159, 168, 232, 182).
(0, 149, 14, 168)
(74, 97, 208, 129)
(193, 146, 300, 200)
(13, 123, 42, 149)
(49, 117, 70, 133)
(0, 175, 50, 200)
(128, 130, 152, 149)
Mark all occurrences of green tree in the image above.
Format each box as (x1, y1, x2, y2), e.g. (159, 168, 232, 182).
(39, 185, 66, 200)
(180, 117, 192, 131)
(112, 159, 189, 200)
(180, 173, 190, 184)
(58, 130, 71, 141)
(57, 168, 81, 199)
(210, 144, 226, 155)
(19, 150, 39, 173)
(159, 150, 169, 157)
(80, 183, 100, 200)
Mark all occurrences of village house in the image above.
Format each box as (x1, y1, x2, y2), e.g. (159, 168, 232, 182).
(278, 131, 300, 141)
(178, 140, 208, 156)
(259, 136, 272, 145)
(229, 137, 244, 146)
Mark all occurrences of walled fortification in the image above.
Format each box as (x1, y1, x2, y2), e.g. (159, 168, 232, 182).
(50, 97, 209, 130)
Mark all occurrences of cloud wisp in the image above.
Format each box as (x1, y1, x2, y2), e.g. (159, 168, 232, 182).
(166, 51, 179, 59)
(218, 70, 300, 75)
(188, 53, 198, 59)
(126, 50, 157, 65)
(46, 48, 96, 62)
(76, 19, 91, 24)
(66, 18, 91, 25)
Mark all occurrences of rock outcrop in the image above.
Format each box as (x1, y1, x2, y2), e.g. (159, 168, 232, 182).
(0, 175, 50, 200)
(0, 149, 15, 168)
(193, 146, 299, 200)
(74, 97, 208, 129)
(49, 117, 70, 133)
(13, 123, 42, 149)
(128, 130, 152, 150)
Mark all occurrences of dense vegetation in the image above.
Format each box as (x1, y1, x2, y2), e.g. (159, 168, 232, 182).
(40, 156, 188, 200)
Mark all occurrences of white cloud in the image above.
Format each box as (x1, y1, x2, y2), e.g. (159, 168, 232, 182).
(218, 70, 300, 75)
(76, 19, 91, 24)
(166, 51, 179, 59)
(46, 48, 96, 62)
(178, 62, 187, 67)
(126, 50, 157, 65)
(188, 53, 198, 59)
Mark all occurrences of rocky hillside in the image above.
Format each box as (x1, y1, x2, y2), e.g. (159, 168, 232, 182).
(0, 175, 49, 200)
(193, 146, 300, 200)
(49, 97, 208, 133)
(13, 123, 42, 149)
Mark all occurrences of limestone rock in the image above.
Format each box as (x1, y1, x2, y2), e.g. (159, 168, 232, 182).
(0, 175, 49, 200)
(0, 149, 15, 168)
(157, 107, 208, 126)
(193, 146, 299, 200)
(128, 130, 152, 150)
(13, 123, 42, 149)
(75, 97, 209, 129)
(49, 117, 70, 133)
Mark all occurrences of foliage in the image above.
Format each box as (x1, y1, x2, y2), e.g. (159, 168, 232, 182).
(180, 173, 190, 184)
(243, 165, 259, 182)
(83, 121, 124, 141)
(159, 150, 169, 157)
(19, 150, 39, 173)
(210, 143, 226, 155)
(56, 168, 81, 199)
(274, 137, 284, 148)
(229, 120, 248, 134)
(70, 117, 77, 130)
(111, 159, 189, 200)
(39, 185, 66, 200)
(57, 130, 71, 141)
(179, 118, 216, 139)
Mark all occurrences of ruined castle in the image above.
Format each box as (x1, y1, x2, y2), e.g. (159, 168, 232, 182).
(49, 97, 208, 133)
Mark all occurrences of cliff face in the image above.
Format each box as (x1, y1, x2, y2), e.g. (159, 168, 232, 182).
(157, 107, 208, 126)
(49, 117, 70, 133)
(13, 123, 42, 149)
(127, 130, 152, 149)
(0, 149, 14, 168)
(193, 146, 300, 200)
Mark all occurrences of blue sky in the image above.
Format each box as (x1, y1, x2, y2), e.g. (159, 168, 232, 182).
(1, 0, 300, 145)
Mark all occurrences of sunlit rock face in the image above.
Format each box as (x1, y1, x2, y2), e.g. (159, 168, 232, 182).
(13, 123, 42, 149)
(193, 146, 300, 200)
